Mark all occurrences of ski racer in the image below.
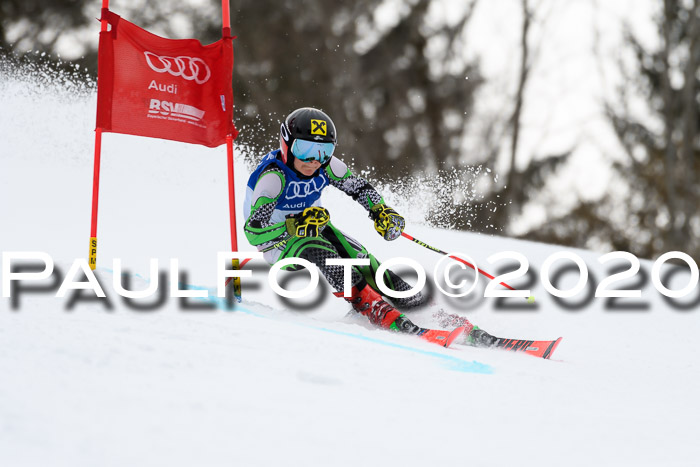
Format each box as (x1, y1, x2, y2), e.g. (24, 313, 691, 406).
(243, 107, 425, 334)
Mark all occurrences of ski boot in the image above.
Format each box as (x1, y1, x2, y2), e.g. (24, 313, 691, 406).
(383, 269, 426, 309)
(336, 282, 420, 334)
(337, 285, 468, 347)
(466, 326, 499, 347)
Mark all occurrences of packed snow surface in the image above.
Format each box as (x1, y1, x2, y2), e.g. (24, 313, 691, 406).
(1, 61, 699, 467)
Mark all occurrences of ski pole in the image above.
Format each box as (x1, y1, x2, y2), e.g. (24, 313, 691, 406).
(401, 231, 525, 294)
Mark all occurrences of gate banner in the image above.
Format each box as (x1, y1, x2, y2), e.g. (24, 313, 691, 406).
(96, 9, 236, 148)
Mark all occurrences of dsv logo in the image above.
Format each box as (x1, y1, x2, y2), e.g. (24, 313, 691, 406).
(143, 52, 211, 84)
(286, 178, 327, 199)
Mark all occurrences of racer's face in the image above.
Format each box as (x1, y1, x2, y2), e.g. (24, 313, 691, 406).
(293, 157, 321, 176)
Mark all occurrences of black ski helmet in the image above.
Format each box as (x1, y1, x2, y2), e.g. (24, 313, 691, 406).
(280, 107, 337, 171)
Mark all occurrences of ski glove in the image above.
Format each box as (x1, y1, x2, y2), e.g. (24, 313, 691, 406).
(369, 204, 405, 241)
(286, 206, 331, 238)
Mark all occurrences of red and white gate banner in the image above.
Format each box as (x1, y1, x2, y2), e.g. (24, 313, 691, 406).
(96, 9, 236, 148)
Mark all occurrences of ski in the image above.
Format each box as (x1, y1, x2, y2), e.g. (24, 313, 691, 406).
(433, 310, 562, 359)
(417, 325, 467, 348)
(491, 336, 562, 359)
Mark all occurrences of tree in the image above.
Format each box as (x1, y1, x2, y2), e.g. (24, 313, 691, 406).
(0, 1, 86, 53)
(520, 0, 700, 260)
(216, 0, 483, 176)
(446, 0, 573, 235)
(604, 0, 700, 260)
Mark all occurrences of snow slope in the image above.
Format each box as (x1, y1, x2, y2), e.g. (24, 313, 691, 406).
(2, 61, 700, 467)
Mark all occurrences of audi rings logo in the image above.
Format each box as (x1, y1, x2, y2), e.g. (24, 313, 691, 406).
(286, 179, 327, 200)
(143, 52, 211, 84)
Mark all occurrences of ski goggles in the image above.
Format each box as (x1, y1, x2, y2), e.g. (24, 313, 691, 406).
(291, 139, 335, 164)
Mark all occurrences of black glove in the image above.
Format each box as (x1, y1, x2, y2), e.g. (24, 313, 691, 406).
(369, 204, 405, 241)
(286, 206, 330, 238)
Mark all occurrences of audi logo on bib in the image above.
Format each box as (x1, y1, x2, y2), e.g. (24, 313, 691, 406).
(144, 51, 211, 84)
(287, 179, 327, 199)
